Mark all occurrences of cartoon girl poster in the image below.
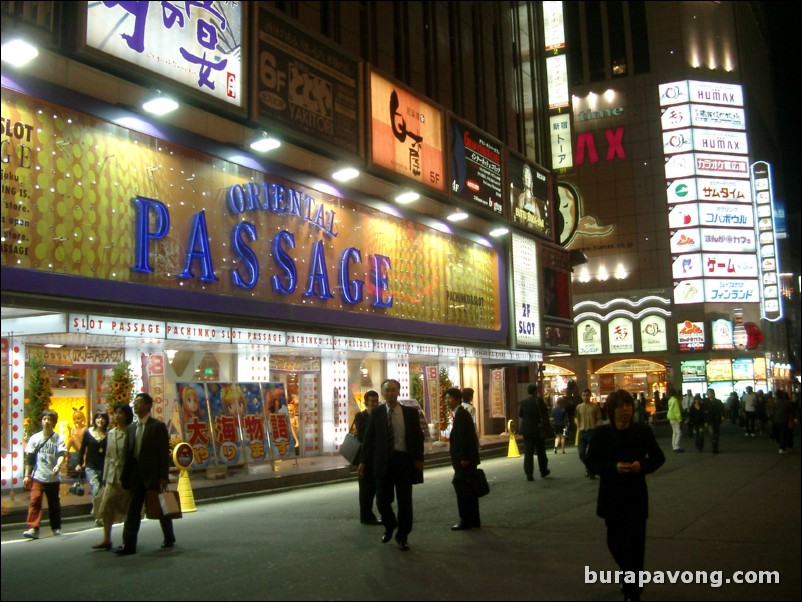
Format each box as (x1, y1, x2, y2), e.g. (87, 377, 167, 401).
(261, 382, 295, 459)
(206, 383, 243, 465)
(176, 383, 214, 469)
(238, 383, 268, 463)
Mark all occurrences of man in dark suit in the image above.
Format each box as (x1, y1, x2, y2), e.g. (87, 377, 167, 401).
(115, 392, 175, 555)
(352, 390, 381, 525)
(358, 379, 424, 551)
(519, 383, 551, 481)
(447, 388, 481, 530)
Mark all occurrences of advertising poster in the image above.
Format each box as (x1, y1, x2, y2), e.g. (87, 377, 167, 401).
(707, 359, 733, 382)
(677, 321, 705, 352)
(369, 70, 445, 192)
(448, 117, 504, 216)
(262, 383, 295, 459)
(238, 383, 269, 463)
(509, 154, 551, 238)
(253, 5, 359, 154)
(177, 383, 214, 469)
(681, 360, 707, 383)
(207, 383, 243, 465)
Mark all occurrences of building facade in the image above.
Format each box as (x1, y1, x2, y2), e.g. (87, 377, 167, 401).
(1, 1, 571, 489)
(551, 1, 796, 405)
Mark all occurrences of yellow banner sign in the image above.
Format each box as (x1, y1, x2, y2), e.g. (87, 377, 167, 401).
(1, 88, 499, 332)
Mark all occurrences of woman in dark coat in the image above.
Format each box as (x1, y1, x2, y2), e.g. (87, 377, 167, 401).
(586, 390, 665, 602)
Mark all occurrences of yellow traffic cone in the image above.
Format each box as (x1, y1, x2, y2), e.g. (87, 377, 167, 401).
(176, 469, 197, 513)
(507, 419, 520, 458)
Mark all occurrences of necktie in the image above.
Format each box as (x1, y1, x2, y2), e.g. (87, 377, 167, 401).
(387, 407, 395, 451)
(135, 421, 144, 459)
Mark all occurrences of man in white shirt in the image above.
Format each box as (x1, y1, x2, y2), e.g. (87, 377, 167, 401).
(23, 410, 66, 539)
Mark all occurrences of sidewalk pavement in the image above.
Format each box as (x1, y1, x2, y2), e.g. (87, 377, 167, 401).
(1, 432, 515, 528)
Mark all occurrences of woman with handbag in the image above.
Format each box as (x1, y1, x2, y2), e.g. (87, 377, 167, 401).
(92, 405, 133, 550)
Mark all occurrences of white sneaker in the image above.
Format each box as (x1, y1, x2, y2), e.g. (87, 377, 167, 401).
(52, 529, 62, 536)
(779, 449, 785, 454)
(23, 528, 39, 539)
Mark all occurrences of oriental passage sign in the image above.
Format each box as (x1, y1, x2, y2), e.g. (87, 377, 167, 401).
(0, 89, 501, 336)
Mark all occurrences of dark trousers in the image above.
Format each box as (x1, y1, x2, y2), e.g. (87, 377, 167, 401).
(606, 518, 647, 599)
(26, 480, 61, 530)
(452, 467, 481, 527)
(709, 423, 721, 452)
(358, 474, 378, 522)
(693, 425, 705, 450)
(578, 430, 593, 475)
(523, 435, 549, 478)
(745, 411, 756, 435)
(376, 452, 414, 541)
(123, 479, 175, 551)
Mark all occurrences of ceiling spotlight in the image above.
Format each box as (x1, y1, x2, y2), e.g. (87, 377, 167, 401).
(1, 39, 39, 67)
(332, 167, 360, 182)
(446, 210, 469, 223)
(395, 191, 420, 204)
(141, 90, 179, 116)
(249, 131, 281, 152)
(489, 227, 509, 237)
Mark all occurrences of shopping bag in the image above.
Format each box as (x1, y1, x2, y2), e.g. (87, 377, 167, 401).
(159, 490, 182, 519)
(145, 489, 162, 519)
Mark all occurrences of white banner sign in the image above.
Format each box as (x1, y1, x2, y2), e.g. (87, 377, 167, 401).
(577, 320, 602, 355)
(512, 234, 542, 347)
(703, 279, 760, 303)
(608, 318, 634, 354)
(700, 228, 756, 253)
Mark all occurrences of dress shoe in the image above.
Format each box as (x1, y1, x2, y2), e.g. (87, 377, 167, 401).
(526, 476, 534, 481)
(381, 528, 395, 544)
(541, 469, 551, 478)
(92, 542, 112, 550)
(396, 538, 409, 551)
(114, 546, 136, 556)
(451, 523, 472, 531)
(161, 539, 176, 549)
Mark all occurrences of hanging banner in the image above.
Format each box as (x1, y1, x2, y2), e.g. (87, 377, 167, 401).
(490, 369, 505, 419)
(422, 365, 439, 424)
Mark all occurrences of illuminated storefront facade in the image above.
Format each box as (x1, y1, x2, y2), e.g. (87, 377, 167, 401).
(2, 2, 567, 490)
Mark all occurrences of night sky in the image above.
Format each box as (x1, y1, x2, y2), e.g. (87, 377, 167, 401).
(765, 2, 800, 274)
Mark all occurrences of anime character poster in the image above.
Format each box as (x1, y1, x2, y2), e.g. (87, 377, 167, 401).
(177, 383, 214, 469)
(238, 383, 269, 463)
(261, 383, 295, 459)
(207, 383, 244, 465)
